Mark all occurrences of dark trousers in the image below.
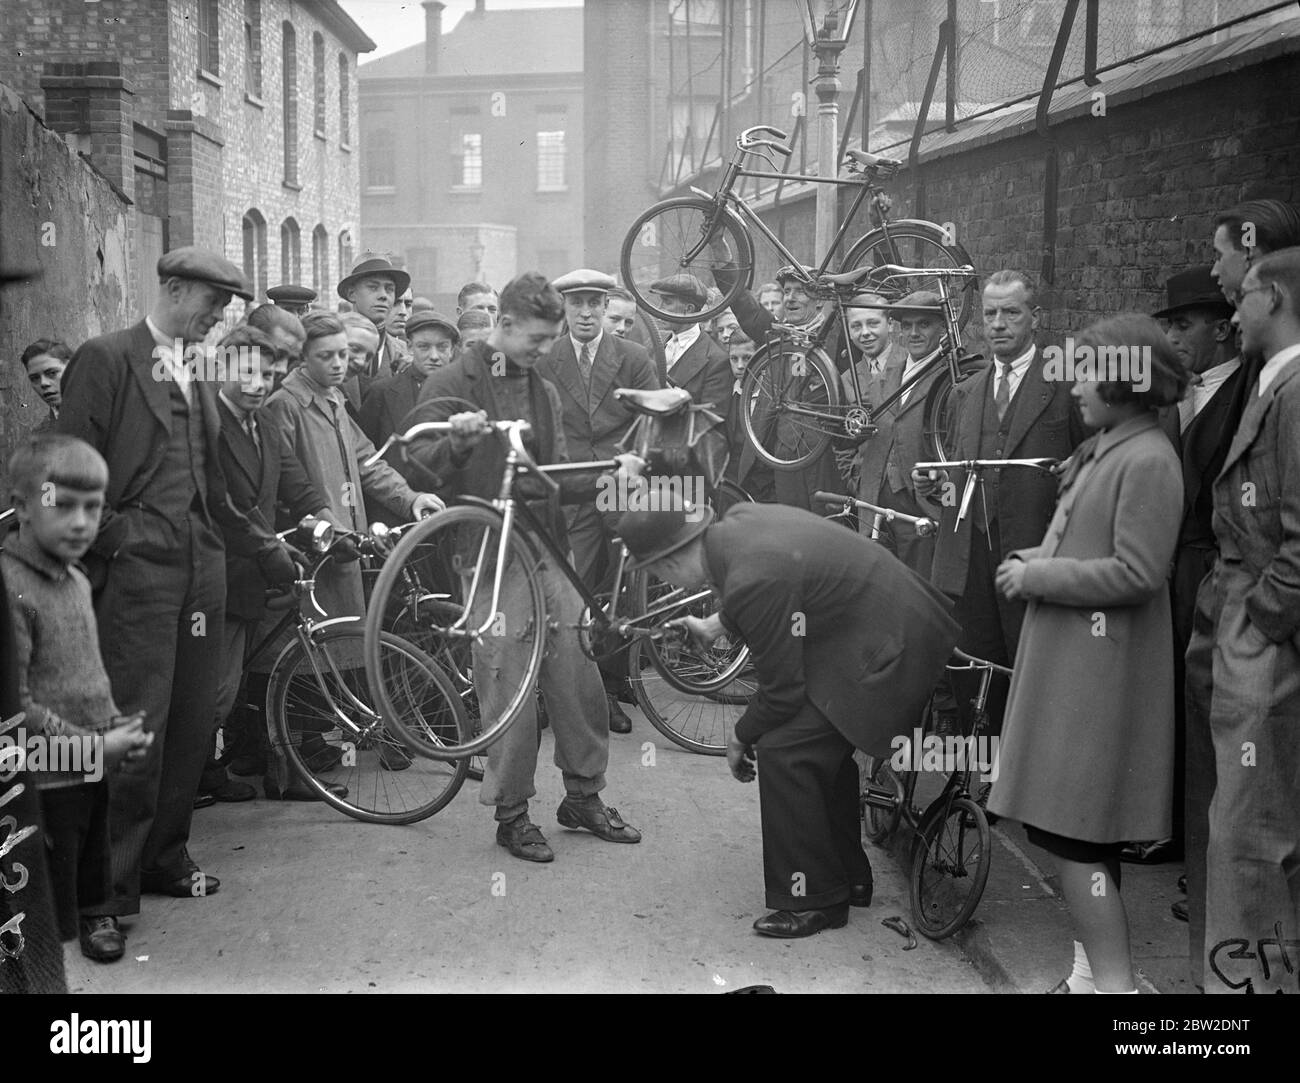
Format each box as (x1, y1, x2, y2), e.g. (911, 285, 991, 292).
(40, 782, 111, 940)
(1170, 544, 1215, 850)
(875, 483, 937, 580)
(89, 514, 226, 916)
(565, 502, 630, 689)
(774, 445, 841, 514)
(754, 702, 871, 910)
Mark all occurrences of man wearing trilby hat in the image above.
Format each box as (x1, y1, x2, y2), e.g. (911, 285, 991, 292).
(337, 253, 412, 379)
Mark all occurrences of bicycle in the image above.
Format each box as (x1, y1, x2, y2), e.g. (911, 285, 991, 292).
(252, 517, 471, 824)
(361, 390, 753, 761)
(816, 492, 1005, 940)
(912, 457, 1061, 534)
(622, 124, 977, 329)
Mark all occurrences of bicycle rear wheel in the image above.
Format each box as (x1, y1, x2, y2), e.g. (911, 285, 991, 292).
(364, 505, 546, 760)
(268, 627, 469, 825)
(840, 221, 977, 330)
(629, 636, 756, 756)
(922, 354, 987, 461)
(909, 793, 991, 939)
(740, 341, 841, 471)
(622, 196, 754, 323)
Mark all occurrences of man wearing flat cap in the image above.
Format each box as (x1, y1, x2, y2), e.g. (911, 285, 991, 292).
(57, 246, 303, 947)
(338, 253, 412, 380)
(619, 501, 958, 939)
(267, 283, 317, 317)
(648, 274, 733, 417)
(539, 268, 660, 733)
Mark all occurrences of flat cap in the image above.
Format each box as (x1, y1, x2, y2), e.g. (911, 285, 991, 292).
(405, 309, 460, 343)
(157, 245, 254, 301)
(552, 268, 617, 295)
(648, 272, 707, 307)
(267, 283, 318, 305)
(888, 289, 944, 316)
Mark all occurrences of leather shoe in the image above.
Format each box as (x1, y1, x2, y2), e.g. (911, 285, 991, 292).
(849, 876, 873, 908)
(198, 778, 257, 803)
(753, 904, 849, 938)
(264, 775, 349, 801)
(496, 814, 554, 863)
(556, 795, 641, 843)
(1171, 898, 1189, 923)
(608, 695, 633, 734)
(141, 868, 221, 898)
(193, 792, 216, 809)
(300, 734, 343, 773)
(79, 916, 125, 963)
(378, 739, 412, 771)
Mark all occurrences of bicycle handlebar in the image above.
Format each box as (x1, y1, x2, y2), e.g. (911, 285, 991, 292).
(738, 125, 793, 158)
(914, 458, 1059, 473)
(951, 647, 1014, 679)
(813, 491, 937, 537)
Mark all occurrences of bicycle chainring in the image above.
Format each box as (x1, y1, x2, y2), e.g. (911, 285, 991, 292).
(843, 405, 874, 440)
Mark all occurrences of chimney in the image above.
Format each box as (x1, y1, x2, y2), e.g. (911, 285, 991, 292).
(475, 0, 486, 15)
(422, 0, 444, 74)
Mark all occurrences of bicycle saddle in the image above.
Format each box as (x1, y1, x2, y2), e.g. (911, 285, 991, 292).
(615, 387, 692, 416)
(820, 264, 880, 287)
(845, 149, 901, 175)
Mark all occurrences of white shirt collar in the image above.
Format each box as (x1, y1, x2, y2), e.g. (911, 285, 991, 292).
(1258, 342, 1300, 397)
(571, 331, 603, 358)
(994, 342, 1036, 374)
(146, 315, 192, 397)
(669, 323, 700, 350)
(218, 389, 250, 424)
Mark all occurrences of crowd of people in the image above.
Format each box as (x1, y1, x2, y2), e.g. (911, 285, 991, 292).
(3, 193, 1298, 995)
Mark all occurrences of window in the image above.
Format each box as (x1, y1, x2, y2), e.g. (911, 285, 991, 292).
(365, 128, 395, 188)
(536, 130, 566, 190)
(197, 0, 220, 76)
(312, 224, 330, 297)
(242, 210, 267, 298)
(243, 1, 262, 98)
(338, 229, 355, 279)
(280, 218, 301, 285)
(312, 31, 326, 136)
(670, 0, 721, 26)
(281, 23, 297, 184)
(338, 53, 350, 145)
(453, 132, 482, 189)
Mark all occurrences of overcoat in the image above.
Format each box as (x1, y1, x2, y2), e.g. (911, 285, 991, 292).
(664, 331, 732, 412)
(987, 412, 1183, 841)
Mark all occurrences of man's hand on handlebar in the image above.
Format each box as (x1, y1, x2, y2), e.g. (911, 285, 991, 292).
(448, 409, 490, 454)
(911, 466, 948, 498)
(411, 493, 445, 519)
(614, 452, 646, 485)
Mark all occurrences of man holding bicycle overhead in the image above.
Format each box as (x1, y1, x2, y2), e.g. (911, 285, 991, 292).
(400, 272, 644, 864)
(622, 502, 958, 938)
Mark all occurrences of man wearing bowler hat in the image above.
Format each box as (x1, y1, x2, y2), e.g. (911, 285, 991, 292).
(539, 268, 659, 733)
(267, 283, 317, 317)
(647, 273, 732, 412)
(57, 246, 302, 949)
(338, 254, 412, 379)
(620, 501, 958, 937)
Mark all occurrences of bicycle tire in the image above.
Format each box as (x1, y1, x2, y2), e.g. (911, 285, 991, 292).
(363, 505, 547, 760)
(839, 221, 977, 330)
(740, 340, 841, 471)
(268, 627, 469, 825)
(862, 757, 906, 845)
(909, 793, 992, 940)
(622, 196, 754, 323)
(628, 635, 756, 756)
(922, 354, 987, 461)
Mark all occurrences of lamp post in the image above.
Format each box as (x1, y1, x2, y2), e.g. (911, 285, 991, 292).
(794, 0, 861, 262)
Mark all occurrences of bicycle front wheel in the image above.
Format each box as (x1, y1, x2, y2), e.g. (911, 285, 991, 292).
(840, 221, 977, 330)
(909, 794, 991, 939)
(922, 354, 987, 461)
(364, 505, 546, 759)
(622, 196, 754, 323)
(741, 341, 841, 470)
(268, 628, 469, 825)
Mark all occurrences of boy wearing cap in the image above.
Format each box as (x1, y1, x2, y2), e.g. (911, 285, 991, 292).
(360, 309, 460, 461)
(647, 273, 732, 412)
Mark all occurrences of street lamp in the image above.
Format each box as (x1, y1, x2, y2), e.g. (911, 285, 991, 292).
(794, 0, 862, 262)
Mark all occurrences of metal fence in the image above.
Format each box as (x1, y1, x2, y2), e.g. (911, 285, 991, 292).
(656, 0, 1293, 195)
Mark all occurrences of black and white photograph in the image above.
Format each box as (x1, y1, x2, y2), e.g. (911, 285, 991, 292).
(0, 0, 1297, 1039)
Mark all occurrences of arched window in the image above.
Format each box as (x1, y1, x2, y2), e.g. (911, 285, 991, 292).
(338, 52, 350, 145)
(243, 0, 262, 98)
(280, 217, 301, 286)
(312, 224, 330, 297)
(282, 22, 298, 185)
(242, 209, 267, 298)
(312, 31, 325, 136)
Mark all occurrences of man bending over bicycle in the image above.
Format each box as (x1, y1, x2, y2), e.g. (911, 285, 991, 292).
(399, 272, 643, 863)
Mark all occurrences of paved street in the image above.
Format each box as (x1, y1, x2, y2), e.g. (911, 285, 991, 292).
(63, 719, 988, 995)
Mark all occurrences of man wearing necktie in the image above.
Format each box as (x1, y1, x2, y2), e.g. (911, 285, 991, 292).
(538, 269, 659, 733)
(57, 247, 303, 939)
(648, 274, 733, 413)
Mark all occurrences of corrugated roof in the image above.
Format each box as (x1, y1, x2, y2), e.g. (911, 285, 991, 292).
(358, 7, 582, 79)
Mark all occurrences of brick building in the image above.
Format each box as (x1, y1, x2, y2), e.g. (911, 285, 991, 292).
(357, 1, 583, 310)
(0, 0, 374, 318)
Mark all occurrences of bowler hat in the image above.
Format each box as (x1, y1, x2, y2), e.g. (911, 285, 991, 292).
(157, 245, 254, 301)
(405, 309, 460, 343)
(619, 505, 716, 572)
(887, 290, 944, 317)
(649, 273, 708, 308)
(267, 283, 318, 306)
(552, 268, 617, 295)
(1153, 266, 1234, 320)
(337, 255, 411, 301)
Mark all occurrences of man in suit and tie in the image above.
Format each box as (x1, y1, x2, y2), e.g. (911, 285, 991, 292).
(538, 269, 659, 733)
(918, 271, 1087, 738)
(200, 324, 346, 803)
(647, 274, 733, 413)
(621, 503, 958, 938)
(56, 247, 302, 941)
(338, 255, 412, 380)
(1197, 248, 1300, 993)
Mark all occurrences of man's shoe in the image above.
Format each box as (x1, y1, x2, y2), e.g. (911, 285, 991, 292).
(228, 752, 268, 777)
(1171, 898, 1189, 923)
(608, 695, 633, 734)
(198, 778, 257, 803)
(264, 775, 349, 801)
(608, 679, 638, 707)
(849, 875, 873, 908)
(79, 916, 125, 963)
(193, 792, 216, 810)
(1120, 837, 1182, 865)
(753, 905, 849, 939)
(299, 734, 343, 773)
(556, 795, 641, 843)
(496, 815, 554, 863)
(378, 740, 412, 771)
(141, 869, 221, 898)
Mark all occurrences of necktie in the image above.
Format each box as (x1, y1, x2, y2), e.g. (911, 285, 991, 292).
(995, 361, 1013, 423)
(327, 398, 360, 529)
(244, 414, 261, 457)
(578, 342, 592, 384)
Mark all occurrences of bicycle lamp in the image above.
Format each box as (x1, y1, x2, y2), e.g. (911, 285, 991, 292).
(297, 516, 335, 553)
